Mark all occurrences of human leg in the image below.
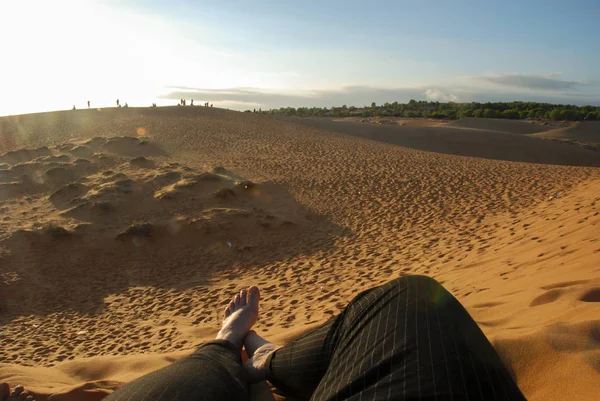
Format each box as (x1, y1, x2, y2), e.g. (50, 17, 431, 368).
(105, 340, 249, 401)
(105, 286, 260, 401)
(247, 276, 526, 400)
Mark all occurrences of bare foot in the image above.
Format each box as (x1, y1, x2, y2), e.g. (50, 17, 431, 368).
(0, 384, 35, 401)
(216, 286, 260, 349)
(244, 330, 281, 383)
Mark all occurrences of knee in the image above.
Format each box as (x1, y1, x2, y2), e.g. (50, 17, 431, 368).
(387, 275, 442, 290)
(407, 274, 442, 286)
(388, 275, 450, 303)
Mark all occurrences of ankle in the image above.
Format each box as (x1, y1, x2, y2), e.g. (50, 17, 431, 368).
(216, 329, 243, 349)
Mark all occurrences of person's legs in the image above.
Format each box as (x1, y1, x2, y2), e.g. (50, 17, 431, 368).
(106, 286, 261, 401)
(246, 275, 526, 401)
(104, 340, 249, 401)
(245, 320, 337, 399)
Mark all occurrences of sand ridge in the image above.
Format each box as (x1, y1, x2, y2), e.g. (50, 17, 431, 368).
(286, 116, 600, 166)
(529, 121, 599, 143)
(1, 108, 599, 400)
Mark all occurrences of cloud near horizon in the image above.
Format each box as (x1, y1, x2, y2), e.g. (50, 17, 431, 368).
(465, 73, 587, 92)
(425, 89, 458, 102)
(161, 82, 600, 110)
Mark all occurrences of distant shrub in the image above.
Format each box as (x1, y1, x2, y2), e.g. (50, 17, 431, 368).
(483, 108, 498, 118)
(549, 109, 562, 121)
(502, 109, 519, 119)
(257, 100, 600, 122)
(457, 109, 473, 118)
(560, 109, 583, 121)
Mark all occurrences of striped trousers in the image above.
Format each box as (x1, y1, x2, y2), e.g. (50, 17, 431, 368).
(106, 276, 527, 400)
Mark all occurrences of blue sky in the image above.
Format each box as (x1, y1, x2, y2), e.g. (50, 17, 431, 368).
(1, 0, 599, 115)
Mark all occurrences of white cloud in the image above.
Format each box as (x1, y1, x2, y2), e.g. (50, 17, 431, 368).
(425, 89, 458, 102)
(461, 73, 587, 92)
(160, 84, 600, 111)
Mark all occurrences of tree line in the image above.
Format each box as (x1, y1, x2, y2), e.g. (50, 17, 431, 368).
(255, 100, 600, 121)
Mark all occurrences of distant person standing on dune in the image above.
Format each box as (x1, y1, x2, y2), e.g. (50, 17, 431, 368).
(190, 99, 194, 106)
(87, 100, 90, 108)
(116, 99, 120, 107)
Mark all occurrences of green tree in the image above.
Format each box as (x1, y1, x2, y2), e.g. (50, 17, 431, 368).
(261, 100, 599, 122)
(502, 109, 519, 119)
(561, 109, 580, 121)
(457, 109, 474, 118)
(549, 109, 562, 121)
(483, 108, 497, 118)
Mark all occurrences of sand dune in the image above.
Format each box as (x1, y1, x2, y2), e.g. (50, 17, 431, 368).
(530, 121, 600, 144)
(1, 107, 599, 400)
(287, 117, 600, 166)
(447, 117, 558, 135)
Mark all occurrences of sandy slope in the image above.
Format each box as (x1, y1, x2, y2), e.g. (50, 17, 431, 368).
(447, 117, 561, 135)
(288, 117, 600, 166)
(530, 121, 600, 144)
(1, 107, 599, 400)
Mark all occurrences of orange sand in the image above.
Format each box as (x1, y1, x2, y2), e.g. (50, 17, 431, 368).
(1, 109, 599, 400)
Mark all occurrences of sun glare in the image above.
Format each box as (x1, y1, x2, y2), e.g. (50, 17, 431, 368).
(0, 1, 242, 116)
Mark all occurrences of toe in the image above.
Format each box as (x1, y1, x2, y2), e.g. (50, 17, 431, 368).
(229, 300, 236, 312)
(224, 305, 231, 319)
(19, 391, 30, 400)
(234, 294, 241, 306)
(11, 385, 24, 397)
(1, 383, 9, 400)
(248, 286, 260, 307)
(240, 289, 247, 306)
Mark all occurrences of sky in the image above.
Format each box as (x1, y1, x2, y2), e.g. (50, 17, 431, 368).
(1, 0, 599, 115)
